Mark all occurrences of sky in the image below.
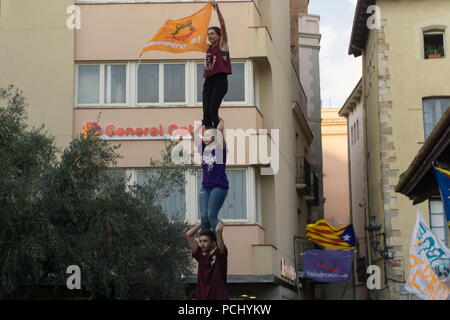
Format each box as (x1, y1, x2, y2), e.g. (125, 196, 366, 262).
(307, 0, 362, 109)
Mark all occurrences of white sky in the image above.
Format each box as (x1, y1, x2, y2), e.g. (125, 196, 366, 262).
(308, 0, 362, 109)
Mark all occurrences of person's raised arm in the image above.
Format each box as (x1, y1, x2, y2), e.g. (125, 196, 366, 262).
(217, 118, 226, 149)
(212, 1, 228, 49)
(215, 220, 226, 254)
(193, 121, 203, 150)
(185, 224, 201, 254)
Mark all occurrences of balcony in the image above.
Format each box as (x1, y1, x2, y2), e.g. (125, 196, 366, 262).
(305, 171, 319, 206)
(296, 157, 311, 194)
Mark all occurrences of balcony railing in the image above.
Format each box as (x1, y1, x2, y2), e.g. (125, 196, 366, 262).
(296, 157, 311, 193)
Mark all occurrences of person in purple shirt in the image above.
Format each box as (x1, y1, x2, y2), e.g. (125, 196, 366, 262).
(202, 1, 232, 129)
(194, 118, 228, 241)
(185, 220, 229, 300)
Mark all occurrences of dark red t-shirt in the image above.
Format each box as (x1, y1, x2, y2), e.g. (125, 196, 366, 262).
(203, 45, 232, 78)
(193, 246, 229, 300)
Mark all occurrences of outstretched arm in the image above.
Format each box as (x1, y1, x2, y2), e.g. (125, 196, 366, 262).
(193, 122, 203, 150)
(212, 1, 228, 49)
(215, 220, 225, 254)
(185, 224, 201, 254)
(217, 118, 226, 149)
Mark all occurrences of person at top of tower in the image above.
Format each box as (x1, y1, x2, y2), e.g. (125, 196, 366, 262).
(202, 1, 232, 130)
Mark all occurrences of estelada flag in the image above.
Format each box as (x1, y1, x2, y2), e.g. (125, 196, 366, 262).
(306, 220, 356, 250)
(139, 2, 213, 57)
(434, 166, 450, 227)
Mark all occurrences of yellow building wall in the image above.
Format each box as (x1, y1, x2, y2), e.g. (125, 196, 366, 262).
(0, 0, 75, 148)
(364, 0, 450, 299)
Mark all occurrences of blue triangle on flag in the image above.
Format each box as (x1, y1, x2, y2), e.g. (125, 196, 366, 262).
(340, 225, 356, 246)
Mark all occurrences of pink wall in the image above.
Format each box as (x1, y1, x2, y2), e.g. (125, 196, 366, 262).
(75, 2, 259, 61)
(74, 107, 263, 167)
(321, 109, 350, 227)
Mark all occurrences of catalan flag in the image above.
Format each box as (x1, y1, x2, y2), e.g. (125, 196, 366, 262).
(306, 220, 355, 250)
(434, 166, 450, 227)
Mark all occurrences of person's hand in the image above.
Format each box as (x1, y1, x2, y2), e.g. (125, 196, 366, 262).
(217, 118, 224, 131)
(211, 1, 218, 11)
(216, 220, 223, 233)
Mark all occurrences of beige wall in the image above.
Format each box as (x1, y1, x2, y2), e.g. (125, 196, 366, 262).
(346, 101, 368, 300)
(0, 0, 75, 148)
(74, 107, 263, 167)
(73, 1, 311, 293)
(258, 0, 308, 280)
(362, 0, 450, 298)
(75, 2, 261, 62)
(321, 108, 349, 227)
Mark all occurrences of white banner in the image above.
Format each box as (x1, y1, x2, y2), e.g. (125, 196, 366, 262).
(404, 210, 450, 300)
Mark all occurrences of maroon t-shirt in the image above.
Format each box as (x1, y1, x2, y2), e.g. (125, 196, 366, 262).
(193, 246, 229, 300)
(203, 45, 232, 78)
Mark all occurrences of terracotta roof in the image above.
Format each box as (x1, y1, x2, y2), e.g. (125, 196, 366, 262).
(348, 0, 376, 57)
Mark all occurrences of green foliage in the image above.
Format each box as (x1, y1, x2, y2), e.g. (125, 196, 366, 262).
(0, 85, 194, 299)
(425, 44, 444, 57)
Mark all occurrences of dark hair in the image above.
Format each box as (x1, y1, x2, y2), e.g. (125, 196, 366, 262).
(208, 26, 222, 37)
(199, 230, 216, 242)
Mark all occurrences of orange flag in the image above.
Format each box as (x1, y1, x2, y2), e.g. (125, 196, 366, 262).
(139, 2, 213, 57)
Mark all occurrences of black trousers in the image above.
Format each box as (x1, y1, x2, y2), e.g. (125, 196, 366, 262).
(202, 73, 228, 129)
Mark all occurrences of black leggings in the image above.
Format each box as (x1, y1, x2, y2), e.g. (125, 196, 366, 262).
(202, 73, 228, 129)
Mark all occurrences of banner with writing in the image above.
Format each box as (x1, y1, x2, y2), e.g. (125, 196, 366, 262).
(404, 210, 450, 300)
(139, 2, 213, 57)
(300, 249, 354, 283)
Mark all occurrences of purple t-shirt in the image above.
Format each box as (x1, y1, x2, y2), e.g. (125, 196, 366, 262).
(193, 246, 229, 300)
(200, 142, 229, 189)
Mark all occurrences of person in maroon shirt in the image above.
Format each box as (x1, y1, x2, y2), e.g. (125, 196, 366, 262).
(185, 220, 229, 300)
(202, 1, 232, 130)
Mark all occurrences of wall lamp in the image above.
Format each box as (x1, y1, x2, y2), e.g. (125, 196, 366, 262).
(366, 216, 394, 260)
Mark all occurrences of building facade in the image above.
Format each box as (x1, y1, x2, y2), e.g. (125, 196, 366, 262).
(321, 108, 349, 228)
(348, 0, 450, 299)
(339, 79, 368, 300)
(1, 0, 323, 300)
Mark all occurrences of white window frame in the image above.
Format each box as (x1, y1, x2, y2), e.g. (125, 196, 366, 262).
(76, 62, 130, 107)
(422, 28, 446, 60)
(429, 198, 448, 246)
(118, 167, 261, 225)
(76, 60, 254, 107)
(135, 61, 188, 107)
(186, 167, 258, 225)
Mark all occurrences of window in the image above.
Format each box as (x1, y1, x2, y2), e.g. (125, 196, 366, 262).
(137, 64, 159, 103)
(429, 199, 448, 245)
(351, 125, 354, 145)
(136, 170, 186, 220)
(422, 98, 450, 139)
(124, 167, 258, 224)
(76, 64, 128, 105)
(164, 64, 185, 103)
(357, 119, 359, 141)
(105, 65, 126, 104)
(423, 29, 445, 59)
(224, 63, 245, 102)
(196, 62, 247, 104)
(78, 65, 100, 104)
(136, 62, 186, 105)
(77, 60, 253, 107)
(196, 169, 247, 220)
